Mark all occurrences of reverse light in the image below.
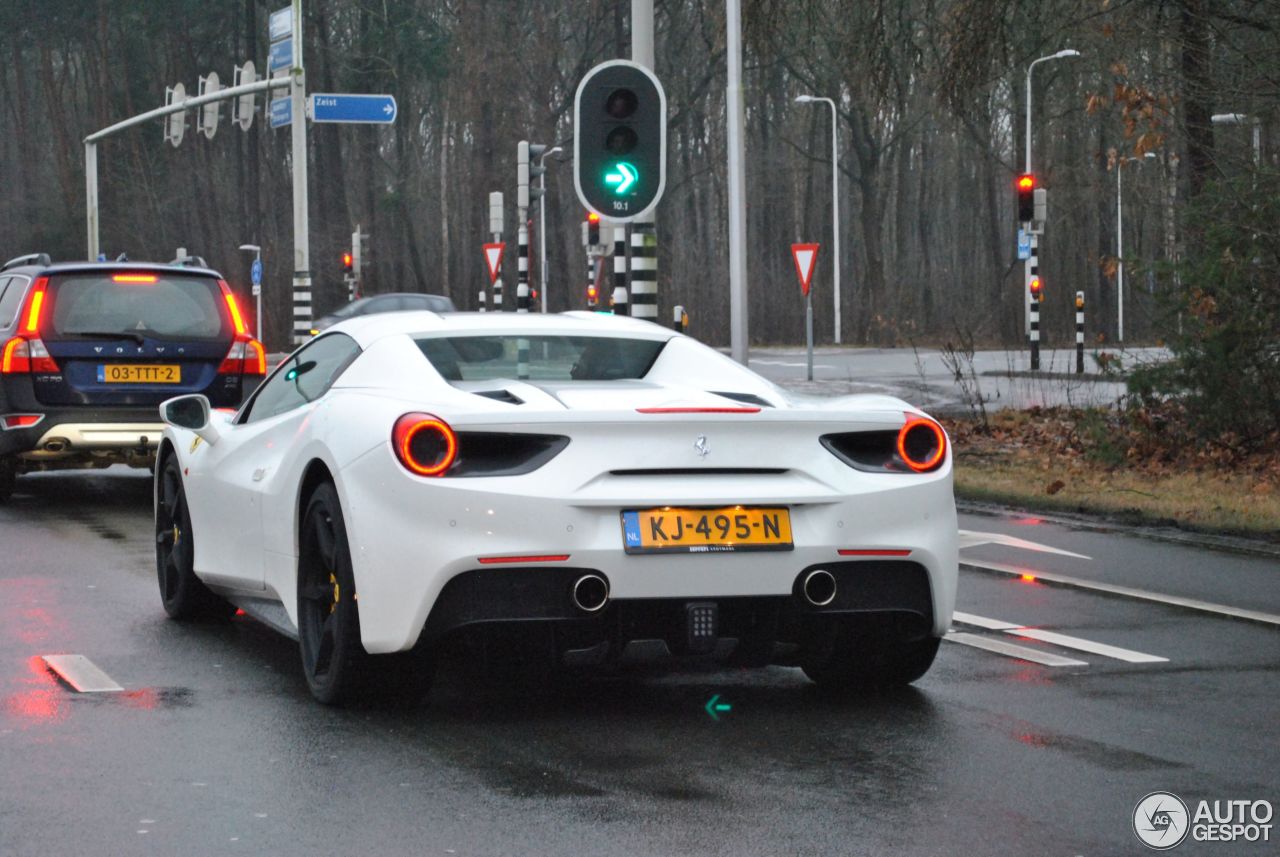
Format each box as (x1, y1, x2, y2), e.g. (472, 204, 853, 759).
(112, 273, 158, 284)
(1, 337, 58, 374)
(897, 416, 947, 473)
(393, 412, 458, 477)
(217, 337, 267, 376)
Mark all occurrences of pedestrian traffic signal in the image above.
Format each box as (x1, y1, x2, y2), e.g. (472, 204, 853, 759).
(575, 60, 667, 222)
(587, 212, 600, 245)
(1017, 174, 1036, 223)
(342, 251, 353, 274)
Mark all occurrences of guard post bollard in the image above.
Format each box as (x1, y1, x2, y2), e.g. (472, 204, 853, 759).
(1075, 291, 1085, 374)
(673, 304, 685, 332)
(612, 225, 628, 316)
(1029, 277, 1042, 372)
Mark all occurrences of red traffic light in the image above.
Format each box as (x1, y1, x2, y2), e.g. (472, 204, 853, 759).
(1017, 174, 1036, 222)
(587, 212, 600, 223)
(1017, 174, 1035, 191)
(1029, 277, 1043, 298)
(342, 252, 354, 273)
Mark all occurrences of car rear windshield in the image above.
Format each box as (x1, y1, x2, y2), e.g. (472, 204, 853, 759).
(416, 335, 665, 382)
(44, 272, 227, 341)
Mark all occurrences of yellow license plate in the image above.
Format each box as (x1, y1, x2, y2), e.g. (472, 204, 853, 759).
(622, 506, 793, 554)
(98, 364, 182, 384)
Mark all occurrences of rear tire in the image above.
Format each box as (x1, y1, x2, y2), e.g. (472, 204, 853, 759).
(0, 456, 15, 503)
(296, 482, 432, 706)
(155, 453, 235, 621)
(801, 621, 941, 691)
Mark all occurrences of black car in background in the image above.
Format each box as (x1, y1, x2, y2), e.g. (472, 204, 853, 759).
(0, 255, 265, 501)
(309, 292, 456, 335)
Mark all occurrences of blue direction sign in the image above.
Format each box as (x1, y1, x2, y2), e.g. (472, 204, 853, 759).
(309, 93, 397, 124)
(1017, 229, 1031, 260)
(250, 258, 263, 287)
(268, 38, 292, 74)
(269, 97, 291, 128)
(269, 6, 292, 42)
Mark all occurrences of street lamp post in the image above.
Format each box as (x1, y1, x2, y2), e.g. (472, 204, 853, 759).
(795, 94, 841, 345)
(537, 146, 563, 313)
(1115, 152, 1155, 344)
(1023, 48, 1081, 336)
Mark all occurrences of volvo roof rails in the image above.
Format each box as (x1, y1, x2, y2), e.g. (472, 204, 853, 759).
(2, 253, 52, 271)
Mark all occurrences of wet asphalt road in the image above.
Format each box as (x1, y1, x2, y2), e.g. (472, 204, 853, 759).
(1, 470, 1277, 856)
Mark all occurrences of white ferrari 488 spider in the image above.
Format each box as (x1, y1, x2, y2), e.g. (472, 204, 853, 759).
(155, 311, 957, 704)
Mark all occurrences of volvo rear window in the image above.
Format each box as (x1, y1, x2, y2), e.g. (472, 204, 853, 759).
(44, 273, 227, 341)
(416, 335, 665, 381)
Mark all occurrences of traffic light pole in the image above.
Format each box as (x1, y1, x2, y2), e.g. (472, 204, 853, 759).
(612, 224, 629, 315)
(288, 0, 311, 345)
(1028, 231, 1040, 371)
(629, 0, 659, 323)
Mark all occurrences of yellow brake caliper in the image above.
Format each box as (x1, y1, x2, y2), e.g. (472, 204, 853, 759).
(329, 573, 339, 614)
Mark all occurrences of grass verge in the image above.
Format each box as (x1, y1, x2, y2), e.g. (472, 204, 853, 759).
(945, 409, 1280, 542)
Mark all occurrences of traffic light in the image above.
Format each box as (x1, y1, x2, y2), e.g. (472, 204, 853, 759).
(1017, 174, 1036, 223)
(587, 284, 598, 307)
(342, 251, 353, 275)
(587, 212, 600, 245)
(574, 60, 667, 222)
(1030, 277, 1043, 300)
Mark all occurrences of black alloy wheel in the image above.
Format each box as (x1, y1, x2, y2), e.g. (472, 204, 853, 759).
(297, 482, 432, 706)
(801, 620, 941, 691)
(155, 453, 234, 620)
(0, 456, 15, 503)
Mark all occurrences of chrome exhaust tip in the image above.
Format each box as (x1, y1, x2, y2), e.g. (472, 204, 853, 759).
(571, 574, 610, 613)
(802, 569, 837, 607)
(44, 438, 69, 453)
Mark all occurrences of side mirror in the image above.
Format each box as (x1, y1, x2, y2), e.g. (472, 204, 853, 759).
(160, 394, 221, 445)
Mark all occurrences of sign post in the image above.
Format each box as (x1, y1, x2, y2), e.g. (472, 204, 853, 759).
(791, 243, 820, 381)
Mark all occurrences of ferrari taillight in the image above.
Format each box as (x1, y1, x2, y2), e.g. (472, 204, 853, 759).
(392, 412, 458, 477)
(896, 416, 947, 472)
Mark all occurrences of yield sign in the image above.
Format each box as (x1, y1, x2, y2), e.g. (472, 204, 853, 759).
(791, 243, 820, 297)
(483, 242, 505, 285)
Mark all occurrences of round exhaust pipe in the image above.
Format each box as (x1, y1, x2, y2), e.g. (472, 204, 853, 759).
(44, 438, 69, 453)
(571, 574, 609, 613)
(802, 569, 837, 607)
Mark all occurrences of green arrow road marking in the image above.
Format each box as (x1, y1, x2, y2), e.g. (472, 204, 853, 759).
(704, 694, 733, 721)
(604, 162, 637, 194)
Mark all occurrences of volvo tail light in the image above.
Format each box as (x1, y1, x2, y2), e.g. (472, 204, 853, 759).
(217, 337, 267, 376)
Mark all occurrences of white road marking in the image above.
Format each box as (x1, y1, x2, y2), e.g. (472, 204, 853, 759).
(40, 654, 124, 692)
(951, 610, 1020, 630)
(952, 611, 1168, 663)
(944, 632, 1088, 667)
(958, 529, 1092, 560)
(961, 558, 1280, 628)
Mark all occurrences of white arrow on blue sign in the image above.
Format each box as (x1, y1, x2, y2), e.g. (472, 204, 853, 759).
(308, 93, 398, 124)
(269, 97, 291, 128)
(268, 38, 292, 74)
(1017, 229, 1031, 260)
(250, 258, 263, 286)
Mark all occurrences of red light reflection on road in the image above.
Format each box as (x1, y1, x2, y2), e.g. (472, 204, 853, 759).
(1013, 517, 1044, 526)
(2, 656, 68, 726)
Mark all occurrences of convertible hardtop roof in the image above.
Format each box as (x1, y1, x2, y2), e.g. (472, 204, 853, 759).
(335, 310, 677, 348)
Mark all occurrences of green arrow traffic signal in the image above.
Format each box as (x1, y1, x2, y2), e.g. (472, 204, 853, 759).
(605, 162, 638, 194)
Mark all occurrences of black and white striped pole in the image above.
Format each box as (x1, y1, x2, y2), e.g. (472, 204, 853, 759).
(1075, 291, 1085, 374)
(612, 224, 629, 315)
(629, 221, 657, 321)
(673, 304, 685, 332)
(1029, 270, 1042, 371)
(517, 219, 530, 313)
(484, 191, 503, 312)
